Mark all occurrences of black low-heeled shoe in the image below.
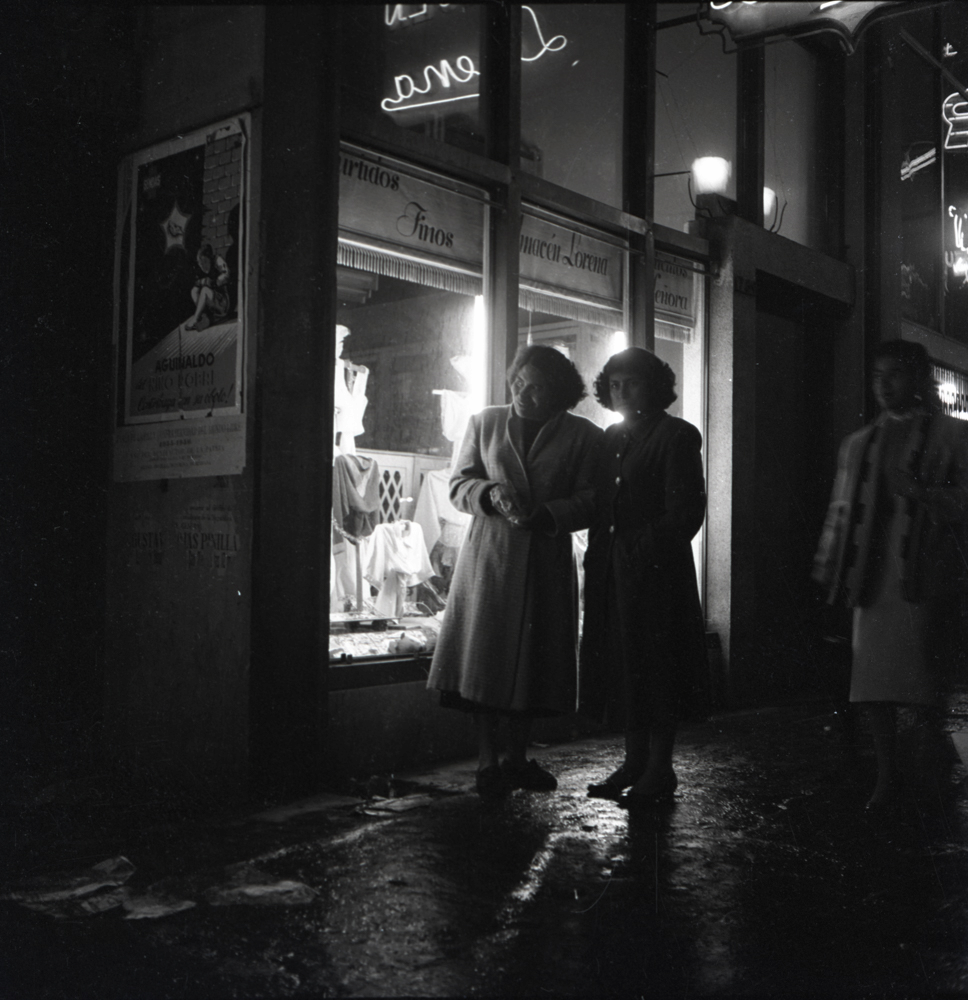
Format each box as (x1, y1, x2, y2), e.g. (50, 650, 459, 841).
(476, 764, 513, 798)
(618, 770, 678, 810)
(587, 764, 641, 800)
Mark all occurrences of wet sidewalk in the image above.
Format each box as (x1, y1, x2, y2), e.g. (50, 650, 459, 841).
(2, 701, 968, 998)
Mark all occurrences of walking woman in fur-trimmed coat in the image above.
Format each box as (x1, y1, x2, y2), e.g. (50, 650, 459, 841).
(813, 340, 968, 812)
(427, 344, 603, 798)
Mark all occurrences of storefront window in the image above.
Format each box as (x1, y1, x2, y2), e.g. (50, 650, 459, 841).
(655, 4, 736, 233)
(519, 4, 625, 208)
(518, 207, 627, 422)
(939, 6, 968, 341)
(330, 146, 487, 663)
(340, 4, 485, 156)
(763, 40, 826, 250)
(934, 363, 968, 420)
(897, 27, 940, 331)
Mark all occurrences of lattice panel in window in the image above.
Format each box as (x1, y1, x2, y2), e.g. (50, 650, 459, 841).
(379, 469, 405, 523)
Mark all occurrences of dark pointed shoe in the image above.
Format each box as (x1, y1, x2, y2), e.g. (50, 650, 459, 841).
(501, 758, 558, 792)
(476, 764, 513, 798)
(587, 763, 642, 800)
(619, 770, 678, 810)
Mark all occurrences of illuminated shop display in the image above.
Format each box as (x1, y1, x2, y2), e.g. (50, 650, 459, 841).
(331, 7, 711, 667)
(934, 364, 968, 420)
(330, 145, 488, 663)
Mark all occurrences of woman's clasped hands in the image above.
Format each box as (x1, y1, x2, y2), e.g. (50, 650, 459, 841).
(488, 483, 552, 531)
(488, 483, 527, 526)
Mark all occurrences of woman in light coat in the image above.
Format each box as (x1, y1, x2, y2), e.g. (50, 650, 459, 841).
(813, 339, 968, 812)
(580, 348, 707, 809)
(427, 344, 603, 797)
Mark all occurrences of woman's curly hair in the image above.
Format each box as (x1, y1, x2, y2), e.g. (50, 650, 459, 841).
(507, 343, 587, 412)
(593, 347, 677, 412)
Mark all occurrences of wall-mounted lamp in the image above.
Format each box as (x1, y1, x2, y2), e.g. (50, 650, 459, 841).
(691, 156, 731, 195)
(762, 186, 787, 233)
(763, 186, 776, 221)
(690, 157, 736, 218)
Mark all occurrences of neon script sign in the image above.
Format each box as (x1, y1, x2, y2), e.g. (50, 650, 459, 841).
(946, 204, 968, 283)
(943, 93, 968, 150)
(705, 2, 906, 53)
(381, 5, 567, 115)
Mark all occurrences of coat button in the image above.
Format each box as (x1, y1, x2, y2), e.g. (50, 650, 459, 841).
(615, 477, 621, 485)
(609, 524, 615, 533)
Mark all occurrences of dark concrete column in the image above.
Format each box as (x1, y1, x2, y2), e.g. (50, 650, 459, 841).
(250, 6, 339, 798)
(866, 24, 902, 350)
(481, 4, 521, 401)
(626, 3, 656, 351)
(736, 45, 764, 227)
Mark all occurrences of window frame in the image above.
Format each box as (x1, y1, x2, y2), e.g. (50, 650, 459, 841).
(329, 3, 712, 680)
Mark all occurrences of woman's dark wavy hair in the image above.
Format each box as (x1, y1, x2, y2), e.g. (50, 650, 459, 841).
(593, 347, 677, 412)
(872, 339, 941, 412)
(506, 343, 587, 412)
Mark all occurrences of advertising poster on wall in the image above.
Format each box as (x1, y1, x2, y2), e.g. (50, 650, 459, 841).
(112, 115, 248, 481)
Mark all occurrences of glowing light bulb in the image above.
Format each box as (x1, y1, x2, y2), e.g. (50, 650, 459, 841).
(763, 186, 776, 220)
(691, 157, 731, 195)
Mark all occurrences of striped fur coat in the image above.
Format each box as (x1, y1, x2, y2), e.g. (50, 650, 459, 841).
(813, 409, 968, 607)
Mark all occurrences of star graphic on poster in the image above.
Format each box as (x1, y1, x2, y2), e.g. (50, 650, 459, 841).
(159, 201, 191, 253)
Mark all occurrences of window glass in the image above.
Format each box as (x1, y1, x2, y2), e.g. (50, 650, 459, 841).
(895, 30, 940, 331)
(932, 362, 968, 421)
(519, 4, 625, 207)
(331, 148, 487, 664)
(655, 4, 736, 233)
(939, 6, 968, 341)
(518, 208, 627, 423)
(764, 39, 826, 250)
(340, 4, 485, 156)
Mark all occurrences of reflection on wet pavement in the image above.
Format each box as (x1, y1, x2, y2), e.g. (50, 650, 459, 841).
(2, 703, 967, 997)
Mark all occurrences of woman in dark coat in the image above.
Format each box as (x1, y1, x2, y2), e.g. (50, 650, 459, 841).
(580, 347, 706, 809)
(427, 344, 603, 797)
(813, 340, 968, 811)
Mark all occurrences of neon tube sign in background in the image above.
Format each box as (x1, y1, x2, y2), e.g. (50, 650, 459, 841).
(381, 5, 567, 115)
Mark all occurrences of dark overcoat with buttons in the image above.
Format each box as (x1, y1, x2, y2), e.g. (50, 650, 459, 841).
(427, 404, 603, 714)
(579, 410, 707, 725)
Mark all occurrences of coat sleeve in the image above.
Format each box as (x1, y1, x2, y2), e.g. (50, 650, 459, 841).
(544, 424, 604, 535)
(921, 419, 968, 524)
(449, 413, 501, 517)
(632, 423, 705, 565)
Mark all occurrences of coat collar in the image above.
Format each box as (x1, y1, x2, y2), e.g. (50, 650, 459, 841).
(500, 406, 569, 505)
(621, 409, 666, 441)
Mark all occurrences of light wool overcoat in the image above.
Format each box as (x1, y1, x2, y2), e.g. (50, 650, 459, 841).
(427, 405, 603, 714)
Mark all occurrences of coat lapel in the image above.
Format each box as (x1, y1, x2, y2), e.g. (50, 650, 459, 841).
(503, 409, 567, 506)
(496, 408, 531, 504)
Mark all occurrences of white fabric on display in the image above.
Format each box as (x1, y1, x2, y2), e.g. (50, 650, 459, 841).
(334, 360, 368, 455)
(413, 468, 471, 553)
(360, 520, 435, 616)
